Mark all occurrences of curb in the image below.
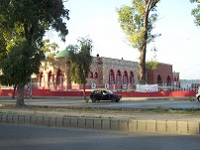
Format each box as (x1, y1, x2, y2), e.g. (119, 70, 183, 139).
(1, 113, 200, 135)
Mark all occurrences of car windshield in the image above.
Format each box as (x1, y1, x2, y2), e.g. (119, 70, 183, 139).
(107, 90, 113, 94)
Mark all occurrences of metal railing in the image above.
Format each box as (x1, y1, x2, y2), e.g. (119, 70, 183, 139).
(0, 82, 197, 92)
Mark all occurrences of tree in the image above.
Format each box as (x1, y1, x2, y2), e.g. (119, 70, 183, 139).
(0, 34, 7, 59)
(68, 37, 93, 100)
(41, 39, 59, 59)
(0, 0, 69, 107)
(191, 0, 200, 26)
(117, 0, 160, 84)
(146, 43, 158, 70)
(146, 61, 158, 70)
(0, 38, 44, 105)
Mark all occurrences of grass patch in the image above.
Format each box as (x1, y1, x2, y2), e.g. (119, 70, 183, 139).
(1, 105, 200, 116)
(189, 97, 196, 102)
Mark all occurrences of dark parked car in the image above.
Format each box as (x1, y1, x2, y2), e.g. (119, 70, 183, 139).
(90, 89, 122, 102)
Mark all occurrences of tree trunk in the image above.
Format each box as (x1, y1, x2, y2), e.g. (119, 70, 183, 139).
(139, 45, 147, 84)
(16, 83, 25, 107)
(83, 83, 86, 100)
(139, 0, 150, 84)
(12, 84, 17, 99)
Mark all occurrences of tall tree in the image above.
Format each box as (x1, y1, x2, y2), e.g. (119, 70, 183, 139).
(0, 38, 44, 105)
(41, 39, 59, 59)
(117, 0, 160, 84)
(68, 37, 93, 100)
(191, 0, 200, 26)
(0, 0, 69, 107)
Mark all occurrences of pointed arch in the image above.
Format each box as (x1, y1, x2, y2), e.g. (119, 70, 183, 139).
(38, 71, 43, 87)
(130, 71, 135, 85)
(89, 71, 93, 78)
(116, 70, 122, 85)
(56, 69, 63, 86)
(167, 76, 171, 86)
(48, 71, 54, 87)
(94, 72, 98, 79)
(109, 69, 115, 84)
(123, 71, 128, 85)
(157, 75, 162, 85)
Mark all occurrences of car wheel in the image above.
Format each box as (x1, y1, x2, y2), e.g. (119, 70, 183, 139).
(91, 98, 96, 103)
(111, 97, 115, 102)
(197, 96, 200, 102)
(115, 99, 120, 102)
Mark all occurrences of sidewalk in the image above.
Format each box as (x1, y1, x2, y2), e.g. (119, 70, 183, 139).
(0, 100, 200, 135)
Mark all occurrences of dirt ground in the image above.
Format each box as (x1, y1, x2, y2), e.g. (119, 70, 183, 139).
(1, 106, 200, 121)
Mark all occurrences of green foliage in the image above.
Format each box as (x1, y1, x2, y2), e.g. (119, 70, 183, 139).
(0, 0, 69, 43)
(117, 0, 160, 50)
(0, 34, 7, 60)
(68, 37, 93, 100)
(189, 96, 195, 102)
(68, 37, 93, 85)
(0, 0, 69, 105)
(0, 38, 44, 85)
(191, 0, 200, 26)
(0, 0, 69, 87)
(146, 61, 158, 70)
(116, 0, 160, 83)
(41, 39, 59, 59)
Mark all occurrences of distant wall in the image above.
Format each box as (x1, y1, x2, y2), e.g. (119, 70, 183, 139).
(0, 89, 195, 98)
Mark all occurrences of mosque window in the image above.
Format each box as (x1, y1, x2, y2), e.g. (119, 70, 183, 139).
(57, 69, 63, 86)
(123, 71, 128, 84)
(48, 71, 54, 87)
(90, 72, 93, 78)
(94, 72, 98, 79)
(167, 76, 171, 86)
(130, 71, 135, 85)
(116, 70, 122, 85)
(39, 72, 43, 87)
(109, 69, 115, 84)
(157, 75, 162, 86)
(174, 77, 177, 82)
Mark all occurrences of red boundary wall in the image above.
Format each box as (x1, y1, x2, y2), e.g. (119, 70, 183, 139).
(0, 89, 196, 97)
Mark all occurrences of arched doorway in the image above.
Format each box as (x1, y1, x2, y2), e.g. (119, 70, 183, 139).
(38, 72, 43, 87)
(123, 71, 128, 85)
(56, 69, 63, 86)
(116, 70, 122, 85)
(48, 71, 54, 88)
(167, 76, 171, 86)
(157, 75, 162, 86)
(130, 71, 135, 85)
(109, 69, 115, 84)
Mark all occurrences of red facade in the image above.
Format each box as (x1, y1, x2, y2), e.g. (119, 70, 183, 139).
(147, 63, 174, 86)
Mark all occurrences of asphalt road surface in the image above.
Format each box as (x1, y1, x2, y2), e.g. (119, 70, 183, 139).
(0, 123, 200, 150)
(0, 98, 200, 109)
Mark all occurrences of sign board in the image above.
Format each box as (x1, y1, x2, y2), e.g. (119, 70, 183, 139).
(136, 84, 158, 92)
(105, 83, 109, 89)
(91, 83, 96, 89)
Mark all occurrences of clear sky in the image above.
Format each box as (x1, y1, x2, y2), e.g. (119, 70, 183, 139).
(47, 0, 200, 80)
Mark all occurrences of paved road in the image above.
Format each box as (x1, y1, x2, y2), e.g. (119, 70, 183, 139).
(0, 97, 199, 109)
(1, 123, 200, 150)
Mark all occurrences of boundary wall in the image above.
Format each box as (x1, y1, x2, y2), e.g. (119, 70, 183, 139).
(0, 89, 196, 97)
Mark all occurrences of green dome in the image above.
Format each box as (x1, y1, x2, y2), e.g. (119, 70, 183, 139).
(55, 50, 69, 58)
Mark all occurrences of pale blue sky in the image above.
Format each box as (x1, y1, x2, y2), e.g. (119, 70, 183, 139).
(47, 0, 200, 80)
